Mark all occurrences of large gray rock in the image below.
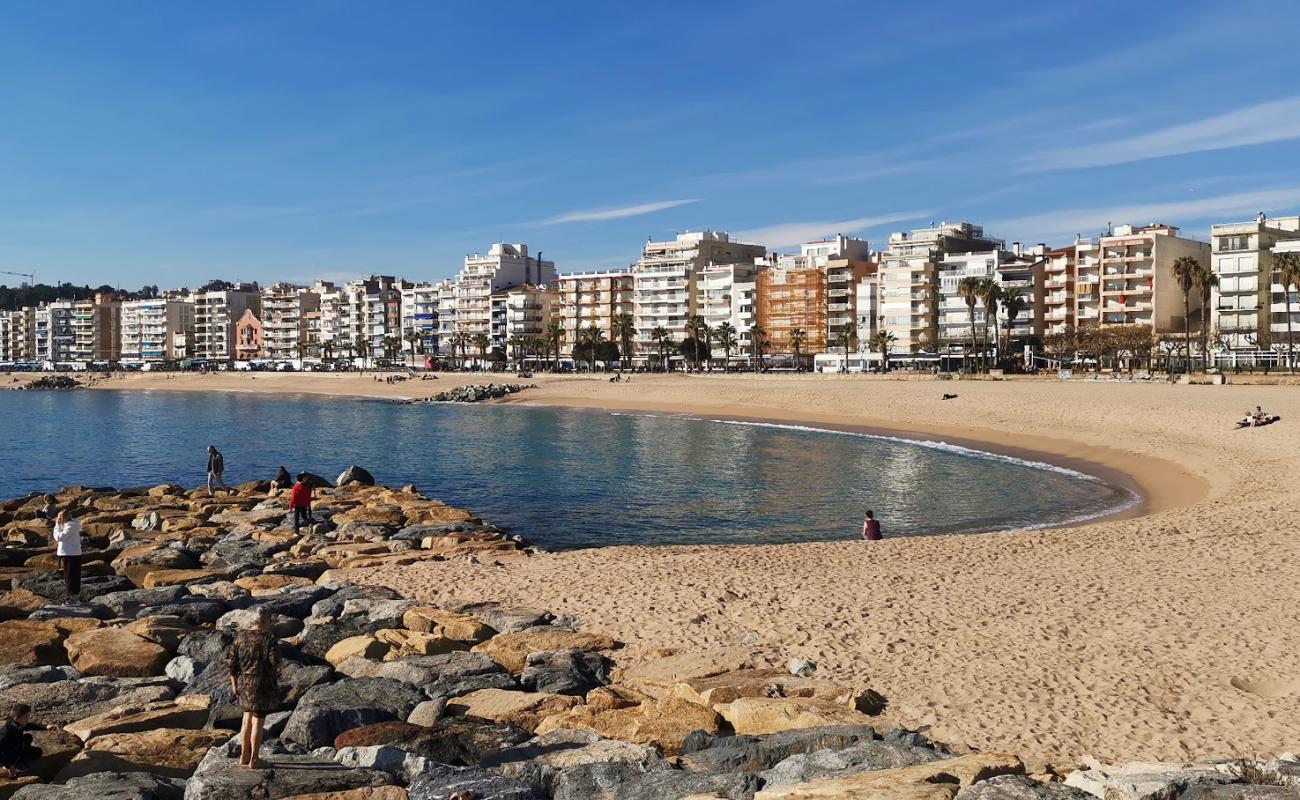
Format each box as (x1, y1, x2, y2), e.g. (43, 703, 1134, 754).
(336, 465, 376, 487)
(96, 587, 189, 618)
(308, 584, 403, 619)
(1065, 764, 1234, 800)
(407, 763, 541, 800)
(758, 737, 944, 787)
(201, 537, 290, 572)
(679, 724, 881, 774)
(184, 644, 332, 729)
(297, 594, 416, 659)
(135, 598, 227, 627)
(14, 573, 133, 602)
(956, 775, 1098, 800)
(485, 728, 666, 795)
(330, 717, 531, 767)
(11, 770, 184, 799)
(246, 584, 334, 620)
(520, 649, 612, 696)
(552, 759, 760, 800)
(1178, 788, 1300, 800)
(281, 678, 424, 750)
(214, 608, 302, 639)
(0, 664, 79, 692)
(456, 603, 553, 633)
(336, 651, 516, 699)
(0, 676, 175, 727)
(184, 738, 394, 800)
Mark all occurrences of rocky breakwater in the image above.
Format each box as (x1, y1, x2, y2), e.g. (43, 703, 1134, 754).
(429, 383, 535, 403)
(13, 376, 81, 391)
(0, 479, 1293, 799)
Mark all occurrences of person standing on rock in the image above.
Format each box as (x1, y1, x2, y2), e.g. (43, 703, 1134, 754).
(288, 474, 313, 534)
(206, 445, 227, 496)
(862, 509, 882, 541)
(51, 509, 82, 597)
(0, 703, 57, 778)
(226, 606, 280, 769)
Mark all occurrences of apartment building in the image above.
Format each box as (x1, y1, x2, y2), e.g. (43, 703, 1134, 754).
(880, 223, 1005, 353)
(0, 313, 10, 362)
(235, 309, 264, 361)
(193, 285, 261, 362)
(632, 231, 765, 362)
(855, 279, 881, 347)
(1096, 224, 1208, 334)
(34, 301, 76, 365)
(697, 263, 758, 363)
(261, 283, 321, 361)
(456, 244, 556, 339)
(1210, 213, 1300, 352)
(556, 270, 634, 357)
(755, 263, 829, 358)
(71, 293, 121, 363)
(435, 280, 457, 355)
(119, 297, 195, 363)
(400, 282, 439, 357)
(1, 308, 34, 362)
(333, 276, 402, 360)
(490, 284, 556, 357)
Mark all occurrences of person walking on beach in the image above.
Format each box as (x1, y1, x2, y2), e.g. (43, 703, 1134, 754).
(288, 474, 313, 534)
(862, 509, 882, 541)
(206, 445, 227, 496)
(51, 509, 82, 597)
(0, 703, 57, 778)
(225, 607, 280, 769)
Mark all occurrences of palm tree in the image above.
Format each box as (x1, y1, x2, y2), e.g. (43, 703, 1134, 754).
(834, 323, 855, 371)
(611, 313, 635, 373)
(382, 335, 402, 363)
(650, 325, 671, 371)
(1192, 265, 1219, 372)
(322, 340, 335, 362)
(715, 322, 737, 373)
(701, 321, 714, 371)
(449, 331, 469, 369)
(471, 333, 490, 368)
(1171, 256, 1200, 373)
(789, 327, 806, 371)
(957, 276, 982, 373)
(977, 278, 1002, 371)
(870, 330, 898, 373)
(579, 323, 606, 372)
(355, 338, 371, 371)
(1000, 288, 1026, 365)
(1277, 252, 1300, 373)
(748, 323, 767, 372)
(403, 330, 423, 367)
(545, 322, 563, 372)
(684, 315, 706, 370)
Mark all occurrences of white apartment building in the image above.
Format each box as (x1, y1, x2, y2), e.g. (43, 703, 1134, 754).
(855, 279, 880, 348)
(456, 244, 556, 339)
(193, 285, 260, 362)
(343, 276, 403, 360)
(3, 308, 34, 362)
(491, 284, 556, 357)
(556, 270, 635, 356)
(696, 263, 758, 355)
(260, 283, 320, 362)
(0, 313, 11, 362)
(435, 279, 457, 355)
(1210, 213, 1300, 352)
(71, 294, 121, 363)
(400, 282, 439, 357)
(936, 250, 1026, 350)
(1043, 239, 1104, 335)
(34, 301, 75, 366)
(880, 223, 1005, 354)
(120, 298, 195, 363)
(632, 231, 766, 361)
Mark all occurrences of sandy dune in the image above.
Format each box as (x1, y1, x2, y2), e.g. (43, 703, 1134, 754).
(93, 370, 1300, 763)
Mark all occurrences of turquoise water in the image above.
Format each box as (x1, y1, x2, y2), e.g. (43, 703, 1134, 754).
(0, 391, 1133, 550)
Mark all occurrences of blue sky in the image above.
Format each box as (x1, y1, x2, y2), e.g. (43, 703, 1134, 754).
(3, 0, 1300, 288)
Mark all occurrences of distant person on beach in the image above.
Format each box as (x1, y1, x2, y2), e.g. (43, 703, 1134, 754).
(289, 474, 313, 534)
(862, 509, 882, 541)
(51, 509, 82, 597)
(207, 446, 227, 495)
(226, 607, 280, 769)
(0, 703, 57, 778)
(270, 466, 292, 494)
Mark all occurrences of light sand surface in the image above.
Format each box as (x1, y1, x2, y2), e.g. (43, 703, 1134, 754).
(91, 370, 1300, 762)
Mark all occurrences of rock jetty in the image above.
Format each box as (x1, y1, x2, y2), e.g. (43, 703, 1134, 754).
(429, 383, 535, 403)
(0, 479, 1292, 799)
(14, 376, 81, 391)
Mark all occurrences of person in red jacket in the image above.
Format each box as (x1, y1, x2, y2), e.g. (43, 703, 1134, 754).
(289, 475, 313, 534)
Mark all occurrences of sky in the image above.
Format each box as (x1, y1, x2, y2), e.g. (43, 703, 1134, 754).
(3, 0, 1300, 289)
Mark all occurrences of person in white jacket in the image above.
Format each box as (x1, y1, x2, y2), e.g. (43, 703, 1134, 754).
(50, 510, 82, 598)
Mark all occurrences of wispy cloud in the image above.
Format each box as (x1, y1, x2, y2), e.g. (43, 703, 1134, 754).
(1022, 96, 1300, 171)
(988, 188, 1300, 243)
(538, 198, 700, 225)
(734, 210, 930, 248)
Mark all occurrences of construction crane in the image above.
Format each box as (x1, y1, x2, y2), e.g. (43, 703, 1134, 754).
(0, 270, 35, 286)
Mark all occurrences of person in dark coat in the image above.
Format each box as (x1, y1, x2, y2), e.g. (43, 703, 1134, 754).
(0, 703, 56, 778)
(225, 607, 280, 768)
(270, 466, 292, 494)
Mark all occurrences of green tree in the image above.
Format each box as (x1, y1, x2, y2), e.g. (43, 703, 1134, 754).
(1171, 256, 1200, 373)
(471, 333, 491, 368)
(834, 323, 855, 371)
(748, 323, 767, 372)
(1192, 265, 1219, 372)
(977, 278, 1002, 370)
(789, 327, 806, 371)
(1000, 288, 1026, 365)
(684, 315, 707, 370)
(545, 322, 564, 372)
(957, 276, 982, 373)
(870, 329, 898, 373)
(715, 322, 737, 373)
(403, 329, 423, 367)
(1275, 252, 1300, 373)
(611, 313, 636, 373)
(578, 323, 606, 371)
(355, 338, 371, 370)
(650, 326, 672, 371)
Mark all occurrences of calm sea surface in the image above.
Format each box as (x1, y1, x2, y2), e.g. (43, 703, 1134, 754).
(0, 391, 1132, 550)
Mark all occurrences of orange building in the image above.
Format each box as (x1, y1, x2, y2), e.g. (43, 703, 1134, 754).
(234, 308, 264, 360)
(755, 267, 828, 355)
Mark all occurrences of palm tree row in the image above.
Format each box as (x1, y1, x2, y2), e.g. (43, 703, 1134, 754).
(955, 276, 1029, 372)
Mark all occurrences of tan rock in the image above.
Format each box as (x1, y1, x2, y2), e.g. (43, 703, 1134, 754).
(669, 668, 855, 709)
(336, 552, 448, 570)
(123, 615, 195, 652)
(65, 695, 213, 741)
(64, 626, 170, 677)
(0, 776, 40, 796)
(324, 635, 390, 666)
(619, 648, 761, 697)
(533, 697, 720, 754)
(0, 567, 33, 591)
(330, 505, 405, 527)
(0, 618, 98, 667)
(57, 727, 231, 780)
(141, 567, 229, 588)
(0, 588, 46, 621)
(403, 607, 495, 643)
(281, 788, 409, 800)
(754, 752, 1025, 799)
(27, 729, 82, 781)
(472, 628, 621, 673)
(373, 628, 468, 660)
(585, 684, 651, 711)
(400, 501, 472, 526)
(445, 688, 580, 732)
(715, 696, 875, 735)
(233, 574, 314, 595)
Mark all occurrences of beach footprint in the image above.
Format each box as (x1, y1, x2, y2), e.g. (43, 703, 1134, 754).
(1229, 676, 1300, 698)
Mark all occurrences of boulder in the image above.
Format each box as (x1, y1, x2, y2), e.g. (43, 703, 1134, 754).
(445, 688, 580, 733)
(325, 635, 390, 667)
(139, 569, 228, 589)
(956, 775, 1096, 800)
(25, 729, 82, 781)
(64, 695, 212, 741)
(214, 608, 301, 639)
(715, 696, 876, 735)
(0, 589, 50, 621)
(619, 647, 760, 697)
(232, 574, 313, 595)
(336, 466, 376, 488)
(3, 676, 176, 729)
(281, 790, 408, 800)
(406, 763, 540, 800)
(95, 587, 188, 618)
(333, 718, 530, 767)
(1064, 762, 1234, 800)
(402, 607, 495, 643)
(758, 738, 945, 787)
(472, 629, 620, 673)
(335, 651, 516, 699)
(374, 629, 468, 660)
(64, 627, 170, 678)
(122, 617, 194, 653)
(677, 724, 881, 775)
(520, 650, 612, 696)
(455, 603, 553, 634)
(0, 619, 95, 667)
(183, 647, 331, 730)
(184, 740, 394, 800)
(8, 771, 185, 799)
(485, 728, 664, 795)
(406, 699, 446, 727)
(12, 572, 133, 603)
(670, 668, 858, 708)
(281, 678, 425, 750)
(534, 697, 722, 755)
(754, 752, 1025, 800)
(57, 727, 231, 780)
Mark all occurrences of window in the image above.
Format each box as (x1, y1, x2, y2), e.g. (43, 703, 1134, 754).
(1217, 235, 1250, 252)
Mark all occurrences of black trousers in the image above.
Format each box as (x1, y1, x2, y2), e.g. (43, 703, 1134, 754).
(60, 555, 81, 596)
(293, 507, 312, 533)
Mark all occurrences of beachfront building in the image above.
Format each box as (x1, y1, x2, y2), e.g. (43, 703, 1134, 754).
(119, 297, 195, 363)
(697, 263, 758, 366)
(455, 244, 556, 340)
(261, 283, 320, 362)
(34, 301, 76, 366)
(632, 231, 765, 364)
(193, 284, 261, 363)
(2, 308, 34, 363)
(1209, 213, 1300, 355)
(491, 284, 555, 361)
(825, 256, 877, 353)
(334, 276, 403, 362)
(755, 259, 828, 360)
(71, 293, 121, 364)
(435, 279, 457, 356)
(234, 309, 264, 361)
(400, 282, 439, 360)
(880, 222, 1005, 355)
(0, 313, 11, 362)
(555, 269, 634, 361)
(855, 278, 881, 347)
(1096, 224, 1208, 335)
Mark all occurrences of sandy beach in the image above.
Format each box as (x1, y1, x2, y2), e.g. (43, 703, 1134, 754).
(83, 369, 1300, 764)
